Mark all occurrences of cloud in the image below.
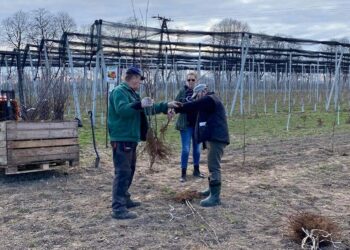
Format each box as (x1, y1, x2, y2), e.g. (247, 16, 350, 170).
(0, 0, 349, 41)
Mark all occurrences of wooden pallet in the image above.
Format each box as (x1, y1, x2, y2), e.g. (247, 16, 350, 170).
(4, 160, 78, 175)
(0, 121, 79, 174)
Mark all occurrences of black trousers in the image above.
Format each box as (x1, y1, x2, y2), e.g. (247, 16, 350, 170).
(111, 141, 138, 212)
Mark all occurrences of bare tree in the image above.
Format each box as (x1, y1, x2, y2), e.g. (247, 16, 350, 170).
(252, 33, 301, 50)
(210, 18, 250, 48)
(28, 8, 59, 45)
(55, 12, 77, 34)
(1, 10, 30, 114)
(1, 10, 29, 49)
(206, 19, 250, 93)
(320, 37, 350, 54)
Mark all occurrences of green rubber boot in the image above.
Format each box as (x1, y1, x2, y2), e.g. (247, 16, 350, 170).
(200, 182, 221, 207)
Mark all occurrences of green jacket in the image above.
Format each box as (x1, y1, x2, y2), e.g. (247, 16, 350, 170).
(175, 87, 188, 131)
(108, 82, 168, 142)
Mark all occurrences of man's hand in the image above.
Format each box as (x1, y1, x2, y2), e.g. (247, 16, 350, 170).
(167, 101, 182, 108)
(141, 97, 154, 108)
(167, 109, 175, 120)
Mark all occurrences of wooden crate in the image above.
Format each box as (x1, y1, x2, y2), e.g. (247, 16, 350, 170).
(0, 121, 79, 175)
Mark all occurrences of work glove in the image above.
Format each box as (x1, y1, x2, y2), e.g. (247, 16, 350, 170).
(167, 101, 182, 108)
(141, 97, 154, 108)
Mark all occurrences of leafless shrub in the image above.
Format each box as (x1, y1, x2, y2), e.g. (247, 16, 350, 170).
(142, 127, 171, 170)
(174, 190, 201, 203)
(25, 72, 69, 121)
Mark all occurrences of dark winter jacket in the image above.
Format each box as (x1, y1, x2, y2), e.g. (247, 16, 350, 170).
(175, 93, 230, 145)
(175, 85, 198, 130)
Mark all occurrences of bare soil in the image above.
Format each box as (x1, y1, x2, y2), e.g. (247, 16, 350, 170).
(1, 133, 350, 249)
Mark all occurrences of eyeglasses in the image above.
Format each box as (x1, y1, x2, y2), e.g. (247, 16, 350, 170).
(187, 79, 196, 82)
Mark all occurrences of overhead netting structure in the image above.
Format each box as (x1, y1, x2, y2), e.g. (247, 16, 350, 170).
(1, 19, 350, 127)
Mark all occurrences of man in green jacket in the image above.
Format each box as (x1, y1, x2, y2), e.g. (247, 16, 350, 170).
(108, 66, 179, 220)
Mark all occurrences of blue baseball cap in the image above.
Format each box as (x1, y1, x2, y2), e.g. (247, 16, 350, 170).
(126, 66, 145, 80)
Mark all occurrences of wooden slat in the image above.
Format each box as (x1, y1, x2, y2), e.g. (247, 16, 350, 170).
(6, 121, 77, 131)
(0, 132, 6, 141)
(7, 129, 78, 140)
(0, 122, 6, 132)
(0, 147, 7, 156)
(8, 152, 79, 165)
(5, 166, 18, 175)
(0, 122, 6, 165)
(7, 138, 78, 149)
(9, 145, 79, 158)
(5, 162, 66, 175)
(0, 155, 7, 165)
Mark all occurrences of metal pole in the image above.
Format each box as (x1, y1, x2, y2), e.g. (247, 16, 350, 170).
(326, 47, 343, 111)
(231, 34, 250, 116)
(66, 40, 82, 124)
(29, 52, 38, 99)
(286, 53, 292, 131)
(164, 47, 168, 101)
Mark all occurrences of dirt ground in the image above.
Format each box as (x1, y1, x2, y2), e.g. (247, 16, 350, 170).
(1, 133, 350, 250)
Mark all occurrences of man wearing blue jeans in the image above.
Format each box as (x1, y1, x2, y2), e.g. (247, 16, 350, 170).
(175, 72, 204, 182)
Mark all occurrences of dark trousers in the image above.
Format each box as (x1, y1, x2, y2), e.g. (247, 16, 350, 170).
(111, 141, 138, 212)
(207, 141, 226, 183)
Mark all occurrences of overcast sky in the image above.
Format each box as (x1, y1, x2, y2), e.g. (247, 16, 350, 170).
(0, 0, 349, 41)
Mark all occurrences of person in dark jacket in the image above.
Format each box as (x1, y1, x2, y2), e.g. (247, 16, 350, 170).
(175, 72, 204, 182)
(108, 66, 180, 219)
(175, 84, 230, 207)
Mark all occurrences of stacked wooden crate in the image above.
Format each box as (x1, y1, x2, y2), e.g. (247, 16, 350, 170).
(0, 121, 79, 175)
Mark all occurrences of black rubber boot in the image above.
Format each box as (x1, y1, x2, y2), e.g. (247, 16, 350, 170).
(200, 181, 221, 207)
(125, 191, 141, 208)
(193, 165, 205, 178)
(180, 168, 187, 182)
(112, 208, 138, 220)
(126, 199, 141, 208)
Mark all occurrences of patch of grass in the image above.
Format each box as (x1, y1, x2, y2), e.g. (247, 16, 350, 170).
(223, 212, 237, 224)
(76, 106, 350, 152)
(17, 207, 31, 213)
(28, 241, 36, 248)
(317, 164, 340, 174)
(78, 115, 108, 148)
(229, 108, 350, 148)
(161, 186, 176, 196)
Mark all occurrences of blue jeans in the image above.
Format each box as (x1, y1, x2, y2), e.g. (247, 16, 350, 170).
(180, 127, 200, 169)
